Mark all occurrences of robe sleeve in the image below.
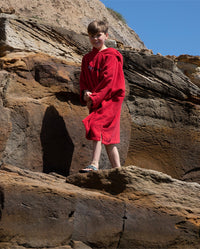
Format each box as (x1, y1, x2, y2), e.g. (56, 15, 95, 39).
(89, 55, 120, 109)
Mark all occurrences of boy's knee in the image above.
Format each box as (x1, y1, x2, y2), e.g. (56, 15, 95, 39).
(105, 144, 116, 150)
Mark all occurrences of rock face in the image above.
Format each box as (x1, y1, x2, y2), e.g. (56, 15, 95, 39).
(0, 13, 200, 182)
(1, 164, 200, 249)
(0, 0, 200, 248)
(175, 54, 200, 88)
(122, 51, 200, 183)
(0, 16, 131, 175)
(0, 0, 145, 49)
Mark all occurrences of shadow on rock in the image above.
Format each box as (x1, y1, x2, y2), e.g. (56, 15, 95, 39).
(40, 106, 74, 176)
(0, 186, 4, 220)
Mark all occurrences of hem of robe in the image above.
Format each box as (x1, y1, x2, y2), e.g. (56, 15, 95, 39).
(84, 136, 120, 145)
(82, 120, 120, 145)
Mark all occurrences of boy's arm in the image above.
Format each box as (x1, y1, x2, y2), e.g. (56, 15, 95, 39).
(89, 55, 123, 109)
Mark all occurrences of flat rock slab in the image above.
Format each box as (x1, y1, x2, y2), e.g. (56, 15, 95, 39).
(0, 164, 200, 248)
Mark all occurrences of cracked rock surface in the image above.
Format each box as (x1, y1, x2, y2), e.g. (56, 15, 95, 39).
(1, 164, 200, 248)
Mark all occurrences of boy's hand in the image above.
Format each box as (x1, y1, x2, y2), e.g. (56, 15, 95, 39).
(83, 90, 92, 102)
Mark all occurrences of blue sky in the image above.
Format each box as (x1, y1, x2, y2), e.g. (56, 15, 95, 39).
(100, 0, 199, 56)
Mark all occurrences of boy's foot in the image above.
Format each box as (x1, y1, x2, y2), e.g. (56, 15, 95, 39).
(79, 165, 98, 173)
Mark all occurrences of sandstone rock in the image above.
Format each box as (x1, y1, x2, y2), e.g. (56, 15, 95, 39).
(0, 15, 200, 183)
(0, 71, 12, 162)
(122, 51, 200, 183)
(0, 1, 199, 248)
(0, 20, 131, 175)
(0, 0, 146, 49)
(0, 7, 15, 14)
(175, 54, 200, 88)
(67, 165, 200, 248)
(0, 17, 82, 62)
(1, 164, 200, 248)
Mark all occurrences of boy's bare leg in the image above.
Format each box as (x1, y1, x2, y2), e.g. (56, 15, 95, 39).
(90, 140, 102, 169)
(105, 144, 121, 168)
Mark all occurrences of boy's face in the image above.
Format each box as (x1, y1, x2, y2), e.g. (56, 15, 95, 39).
(89, 32, 108, 50)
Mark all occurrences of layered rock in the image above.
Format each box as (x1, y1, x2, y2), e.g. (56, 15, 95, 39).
(0, 16, 131, 175)
(0, 16, 84, 60)
(122, 51, 200, 183)
(1, 14, 200, 182)
(1, 164, 200, 248)
(0, 0, 145, 49)
(0, 1, 200, 248)
(175, 54, 200, 88)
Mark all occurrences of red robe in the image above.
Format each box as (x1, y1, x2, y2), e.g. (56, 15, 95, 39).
(80, 47, 125, 145)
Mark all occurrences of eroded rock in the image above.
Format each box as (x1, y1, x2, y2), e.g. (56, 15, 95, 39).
(0, 164, 200, 248)
(176, 54, 200, 88)
(0, 22, 131, 174)
(0, 0, 146, 49)
(122, 51, 200, 183)
(0, 1, 199, 249)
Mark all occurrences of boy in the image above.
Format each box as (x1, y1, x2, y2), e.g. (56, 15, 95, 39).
(79, 20, 125, 173)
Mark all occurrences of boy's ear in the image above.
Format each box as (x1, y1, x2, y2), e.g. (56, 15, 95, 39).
(105, 33, 109, 39)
